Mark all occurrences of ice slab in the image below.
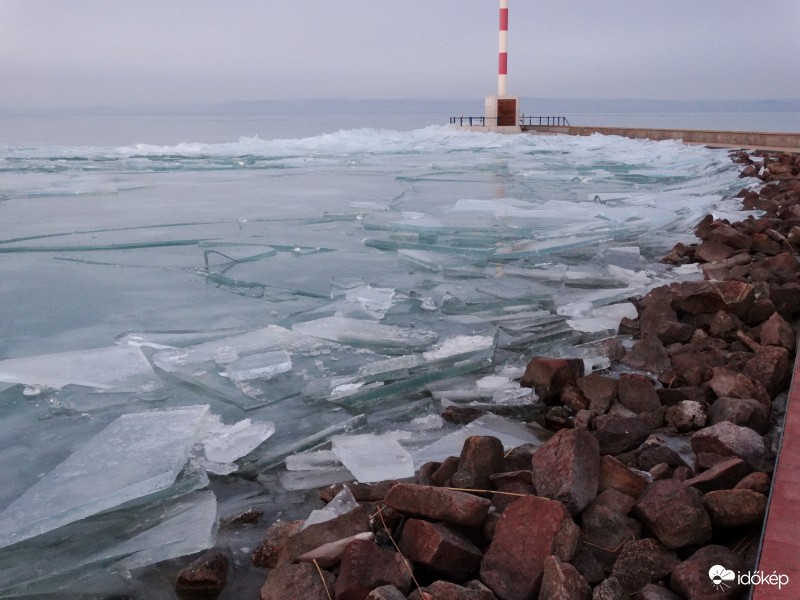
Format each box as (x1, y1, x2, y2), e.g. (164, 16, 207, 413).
(200, 414, 275, 466)
(278, 467, 356, 491)
(285, 449, 343, 472)
(292, 316, 438, 351)
(0, 345, 161, 392)
(331, 434, 415, 483)
(302, 486, 359, 529)
(413, 413, 550, 465)
(224, 350, 292, 382)
(0, 405, 209, 549)
(0, 490, 217, 597)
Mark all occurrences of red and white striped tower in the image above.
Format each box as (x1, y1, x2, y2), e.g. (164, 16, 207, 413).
(498, 0, 509, 96)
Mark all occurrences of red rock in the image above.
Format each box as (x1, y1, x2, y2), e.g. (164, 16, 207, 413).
(665, 400, 707, 433)
(617, 374, 662, 414)
(705, 222, 753, 250)
(451, 436, 504, 490)
(573, 548, 606, 586)
(367, 586, 409, 600)
(319, 480, 398, 503)
(260, 562, 335, 600)
(576, 373, 618, 414)
(691, 421, 774, 473)
(539, 555, 591, 600)
(637, 584, 682, 599)
(561, 384, 590, 412)
(734, 471, 771, 494)
(591, 576, 628, 600)
(611, 538, 680, 594)
(695, 241, 736, 263)
(599, 455, 651, 499)
(670, 545, 746, 600)
(708, 396, 769, 435)
(707, 368, 770, 407)
(633, 480, 712, 550)
(742, 345, 791, 397)
(278, 506, 371, 563)
(176, 550, 228, 593)
(592, 415, 650, 455)
(489, 470, 535, 513)
(399, 519, 482, 580)
(296, 532, 375, 569)
(769, 281, 800, 320)
(251, 519, 304, 568)
(480, 496, 578, 600)
(532, 428, 600, 516)
(670, 280, 754, 317)
(408, 580, 493, 600)
(520, 357, 584, 403)
(384, 483, 490, 528)
(759, 311, 795, 349)
(640, 301, 694, 345)
(581, 501, 643, 568)
(703, 489, 767, 527)
(620, 336, 671, 373)
(335, 539, 413, 600)
(635, 438, 690, 472)
(502, 443, 537, 472)
(431, 456, 461, 487)
(593, 487, 636, 515)
(683, 457, 751, 493)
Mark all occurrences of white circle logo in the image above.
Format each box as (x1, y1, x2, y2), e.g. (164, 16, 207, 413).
(708, 564, 736, 591)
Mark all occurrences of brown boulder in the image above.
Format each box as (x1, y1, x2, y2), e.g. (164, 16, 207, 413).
(335, 539, 413, 600)
(520, 357, 584, 403)
(683, 457, 751, 493)
(617, 374, 662, 414)
(742, 345, 791, 397)
(176, 550, 228, 594)
(260, 562, 335, 600)
(633, 480, 712, 550)
(399, 519, 482, 580)
(707, 396, 769, 435)
(694, 241, 735, 263)
(704, 222, 753, 250)
(408, 580, 495, 600)
(384, 483, 490, 528)
(690, 421, 774, 472)
(734, 471, 771, 494)
(665, 401, 707, 433)
(451, 436, 504, 490)
(367, 586, 409, 600)
(532, 428, 600, 516)
(640, 302, 694, 345)
(502, 443, 537, 472)
(431, 456, 461, 487)
(577, 373, 618, 414)
(581, 501, 643, 568)
(278, 506, 371, 563)
(320, 480, 397, 503)
(636, 584, 682, 599)
(670, 545, 746, 600)
(592, 415, 650, 455)
(591, 577, 629, 600)
(251, 519, 303, 568)
(480, 496, 577, 600)
(611, 538, 680, 594)
(759, 311, 795, 349)
(620, 336, 671, 373)
(703, 489, 767, 527)
(707, 368, 770, 407)
(599, 455, 652, 499)
(539, 555, 592, 600)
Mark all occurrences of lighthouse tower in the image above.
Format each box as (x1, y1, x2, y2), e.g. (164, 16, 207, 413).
(485, 0, 519, 128)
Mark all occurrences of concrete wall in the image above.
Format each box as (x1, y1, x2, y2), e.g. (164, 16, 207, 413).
(522, 125, 800, 151)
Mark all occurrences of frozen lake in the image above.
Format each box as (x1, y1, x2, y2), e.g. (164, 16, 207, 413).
(0, 115, 750, 597)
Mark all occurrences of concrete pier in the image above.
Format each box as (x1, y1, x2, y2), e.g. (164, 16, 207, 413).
(523, 124, 800, 153)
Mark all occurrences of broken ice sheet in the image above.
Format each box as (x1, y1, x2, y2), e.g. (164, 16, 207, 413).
(224, 350, 292, 382)
(0, 345, 161, 392)
(331, 434, 415, 483)
(292, 316, 438, 351)
(199, 414, 276, 474)
(0, 405, 209, 550)
(0, 490, 217, 597)
(301, 486, 359, 529)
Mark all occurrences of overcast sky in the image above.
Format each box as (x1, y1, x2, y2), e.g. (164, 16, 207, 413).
(1, 0, 798, 109)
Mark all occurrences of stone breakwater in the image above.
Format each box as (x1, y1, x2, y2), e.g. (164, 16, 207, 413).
(176, 150, 800, 600)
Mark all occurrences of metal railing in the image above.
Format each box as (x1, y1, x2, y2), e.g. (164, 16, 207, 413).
(449, 115, 570, 127)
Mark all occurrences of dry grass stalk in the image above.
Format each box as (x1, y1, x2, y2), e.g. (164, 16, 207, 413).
(375, 503, 425, 598)
(312, 558, 333, 600)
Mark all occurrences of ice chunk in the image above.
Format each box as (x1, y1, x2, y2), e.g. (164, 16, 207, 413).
(302, 486, 359, 529)
(0, 405, 209, 549)
(285, 450, 343, 472)
(224, 350, 292, 382)
(0, 490, 218, 597)
(200, 414, 275, 465)
(0, 345, 160, 392)
(331, 434, 415, 483)
(422, 335, 494, 361)
(407, 414, 444, 431)
(278, 468, 355, 491)
(413, 413, 550, 465)
(344, 285, 395, 315)
(152, 325, 302, 372)
(292, 316, 438, 350)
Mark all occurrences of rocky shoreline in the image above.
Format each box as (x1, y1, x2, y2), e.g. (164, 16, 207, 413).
(178, 149, 800, 600)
